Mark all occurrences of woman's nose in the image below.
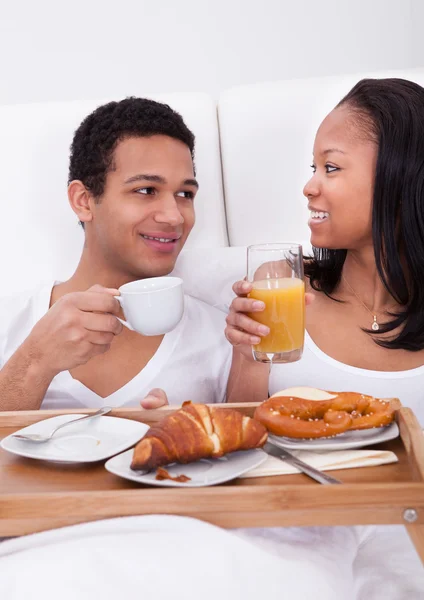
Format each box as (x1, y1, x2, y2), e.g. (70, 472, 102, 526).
(303, 175, 319, 200)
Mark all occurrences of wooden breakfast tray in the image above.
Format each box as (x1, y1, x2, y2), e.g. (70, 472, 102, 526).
(0, 402, 423, 563)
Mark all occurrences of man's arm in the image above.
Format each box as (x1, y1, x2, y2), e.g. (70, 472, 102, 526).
(0, 285, 122, 411)
(0, 343, 58, 411)
(226, 348, 269, 404)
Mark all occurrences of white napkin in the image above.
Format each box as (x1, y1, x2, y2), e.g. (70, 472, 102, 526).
(240, 448, 398, 478)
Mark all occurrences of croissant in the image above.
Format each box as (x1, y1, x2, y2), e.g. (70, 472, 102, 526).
(131, 401, 268, 471)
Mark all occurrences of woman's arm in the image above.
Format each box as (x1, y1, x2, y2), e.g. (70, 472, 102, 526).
(224, 280, 271, 403)
(226, 348, 269, 403)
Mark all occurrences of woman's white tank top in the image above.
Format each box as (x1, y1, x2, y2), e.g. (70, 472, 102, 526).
(269, 332, 424, 426)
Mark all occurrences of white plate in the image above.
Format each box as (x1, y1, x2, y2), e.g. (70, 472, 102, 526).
(268, 422, 399, 451)
(105, 448, 268, 487)
(0, 414, 149, 463)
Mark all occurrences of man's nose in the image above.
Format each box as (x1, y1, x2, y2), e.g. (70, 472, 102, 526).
(154, 195, 184, 226)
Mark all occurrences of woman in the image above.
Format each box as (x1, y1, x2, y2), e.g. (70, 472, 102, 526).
(226, 77, 424, 428)
(224, 77, 424, 599)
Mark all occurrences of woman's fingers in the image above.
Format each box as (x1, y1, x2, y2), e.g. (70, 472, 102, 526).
(225, 326, 261, 347)
(232, 280, 252, 297)
(226, 311, 269, 337)
(233, 280, 313, 307)
(226, 282, 314, 350)
(305, 292, 314, 306)
(231, 297, 265, 313)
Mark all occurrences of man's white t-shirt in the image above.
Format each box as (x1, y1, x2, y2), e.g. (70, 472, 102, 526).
(0, 283, 232, 409)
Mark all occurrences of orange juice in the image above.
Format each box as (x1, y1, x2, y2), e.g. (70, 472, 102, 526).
(248, 278, 305, 353)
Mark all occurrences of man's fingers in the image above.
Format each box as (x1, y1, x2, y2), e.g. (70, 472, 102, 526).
(88, 285, 120, 296)
(140, 388, 169, 409)
(72, 291, 121, 315)
(86, 331, 116, 346)
(81, 312, 123, 335)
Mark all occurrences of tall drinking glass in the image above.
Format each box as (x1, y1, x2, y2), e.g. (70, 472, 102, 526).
(247, 243, 305, 364)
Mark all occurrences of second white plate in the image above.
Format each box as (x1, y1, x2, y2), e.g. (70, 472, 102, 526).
(105, 448, 268, 487)
(1, 414, 149, 463)
(268, 422, 399, 451)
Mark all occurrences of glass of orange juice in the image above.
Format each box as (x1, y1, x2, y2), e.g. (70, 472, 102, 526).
(247, 243, 304, 364)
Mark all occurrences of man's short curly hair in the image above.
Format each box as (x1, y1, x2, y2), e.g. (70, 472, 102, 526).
(68, 97, 195, 198)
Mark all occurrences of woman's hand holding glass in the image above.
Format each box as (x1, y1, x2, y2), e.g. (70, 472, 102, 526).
(225, 243, 312, 364)
(225, 279, 314, 361)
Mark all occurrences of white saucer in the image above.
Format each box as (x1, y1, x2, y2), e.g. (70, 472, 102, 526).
(105, 448, 268, 487)
(1, 414, 149, 463)
(268, 422, 399, 451)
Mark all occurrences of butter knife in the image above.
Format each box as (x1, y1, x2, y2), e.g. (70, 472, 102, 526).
(264, 442, 342, 485)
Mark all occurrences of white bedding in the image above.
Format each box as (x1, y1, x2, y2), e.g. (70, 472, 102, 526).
(235, 524, 424, 599)
(0, 517, 422, 599)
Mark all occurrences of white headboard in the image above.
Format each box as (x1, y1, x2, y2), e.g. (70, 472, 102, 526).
(0, 92, 226, 295)
(218, 68, 424, 247)
(2, 69, 424, 301)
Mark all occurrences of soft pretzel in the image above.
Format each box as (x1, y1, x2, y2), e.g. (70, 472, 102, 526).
(254, 392, 395, 439)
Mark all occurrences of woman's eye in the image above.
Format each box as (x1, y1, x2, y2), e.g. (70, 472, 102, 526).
(310, 164, 340, 174)
(176, 190, 194, 199)
(135, 187, 155, 195)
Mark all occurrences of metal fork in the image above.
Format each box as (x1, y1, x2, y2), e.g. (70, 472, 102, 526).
(12, 407, 113, 443)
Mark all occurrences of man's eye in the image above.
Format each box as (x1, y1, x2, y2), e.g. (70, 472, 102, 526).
(176, 190, 194, 199)
(135, 187, 155, 195)
(310, 164, 316, 173)
(325, 164, 339, 173)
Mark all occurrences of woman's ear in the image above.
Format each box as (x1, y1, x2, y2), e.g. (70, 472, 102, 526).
(68, 180, 94, 225)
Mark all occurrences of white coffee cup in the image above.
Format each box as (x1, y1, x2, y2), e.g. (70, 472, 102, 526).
(114, 276, 184, 336)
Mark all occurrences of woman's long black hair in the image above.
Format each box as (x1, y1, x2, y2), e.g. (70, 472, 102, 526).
(305, 78, 424, 351)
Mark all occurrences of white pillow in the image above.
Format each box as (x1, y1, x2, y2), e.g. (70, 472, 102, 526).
(173, 241, 313, 312)
(172, 246, 246, 312)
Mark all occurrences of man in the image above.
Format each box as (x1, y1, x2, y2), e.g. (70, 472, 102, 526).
(0, 98, 232, 411)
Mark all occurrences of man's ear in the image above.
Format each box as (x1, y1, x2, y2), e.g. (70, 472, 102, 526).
(68, 180, 94, 225)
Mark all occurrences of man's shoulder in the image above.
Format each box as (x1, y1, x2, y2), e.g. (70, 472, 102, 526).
(0, 283, 52, 332)
(0, 289, 34, 316)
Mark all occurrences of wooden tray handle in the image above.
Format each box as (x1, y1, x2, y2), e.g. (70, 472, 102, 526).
(396, 406, 424, 482)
